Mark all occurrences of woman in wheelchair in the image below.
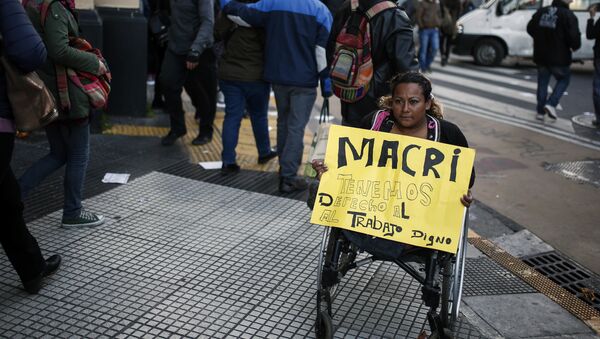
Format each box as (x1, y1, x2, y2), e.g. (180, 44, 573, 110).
(310, 71, 475, 339)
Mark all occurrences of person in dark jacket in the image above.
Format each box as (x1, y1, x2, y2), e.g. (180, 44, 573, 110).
(216, 0, 276, 175)
(327, 0, 419, 128)
(527, 0, 581, 122)
(0, 0, 61, 294)
(439, 0, 462, 66)
(587, 3, 600, 127)
(20, 0, 107, 228)
(160, 0, 217, 146)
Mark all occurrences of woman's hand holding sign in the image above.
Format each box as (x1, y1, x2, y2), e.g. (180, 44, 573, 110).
(460, 190, 473, 208)
(312, 159, 328, 180)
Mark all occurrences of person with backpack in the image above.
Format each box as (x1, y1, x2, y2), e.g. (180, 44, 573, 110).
(18, 0, 107, 228)
(215, 0, 276, 175)
(327, 0, 419, 128)
(527, 0, 581, 122)
(220, 0, 333, 193)
(1, 0, 61, 294)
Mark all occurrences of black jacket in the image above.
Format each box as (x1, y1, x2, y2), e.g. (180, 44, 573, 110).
(587, 17, 600, 59)
(327, 0, 419, 127)
(168, 0, 214, 56)
(527, 0, 581, 66)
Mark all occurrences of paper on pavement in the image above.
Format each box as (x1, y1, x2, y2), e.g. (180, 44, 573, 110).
(102, 173, 130, 184)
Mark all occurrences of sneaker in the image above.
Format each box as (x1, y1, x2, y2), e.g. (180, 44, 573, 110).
(221, 163, 240, 176)
(592, 119, 600, 128)
(279, 176, 308, 193)
(535, 113, 545, 121)
(191, 134, 212, 146)
(62, 210, 105, 229)
(161, 131, 185, 146)
(543, 104, 557, 121)
(258, 149, 277, 164)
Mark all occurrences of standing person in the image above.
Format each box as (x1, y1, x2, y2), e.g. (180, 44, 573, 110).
(0, 0, 61, 294)
(587, 3, 600, 127)
(439, 0, 462, 66)
(160, 0, 217, 146)
(527, 0, 581, 122)
(327, 0, 419, 128)
(416, 0, 442, 73)
(220, 0, 333, 193)
(20, 0, 107, 228)
(216, 0, 276, 175)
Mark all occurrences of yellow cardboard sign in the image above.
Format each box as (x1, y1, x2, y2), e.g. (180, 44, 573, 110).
(310, 125, 476, 254)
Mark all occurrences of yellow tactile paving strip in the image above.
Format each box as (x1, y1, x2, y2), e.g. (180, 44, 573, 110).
(468, 232, 600, 334)
(104, 110, 314, 173)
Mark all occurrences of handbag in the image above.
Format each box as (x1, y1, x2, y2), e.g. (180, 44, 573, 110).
(0, 55, 58, 132)
(304, 98, 332, 177)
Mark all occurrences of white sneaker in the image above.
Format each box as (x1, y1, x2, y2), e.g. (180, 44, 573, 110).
(535, 113, 544, 121)
(543, 105, 557, 121)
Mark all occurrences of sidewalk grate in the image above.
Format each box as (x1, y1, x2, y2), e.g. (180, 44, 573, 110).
(469, 237, 600, 333)
(463, 257, 536, 296)
(543, 160, 600, 188)
(523, 251, 600, 313)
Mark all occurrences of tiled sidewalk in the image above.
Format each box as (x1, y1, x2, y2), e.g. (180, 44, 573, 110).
(0, 172, 484, 338)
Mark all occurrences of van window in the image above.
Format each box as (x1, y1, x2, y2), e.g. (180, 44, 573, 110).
(571, 0, 595, 11)
(497, 0, 541, 14)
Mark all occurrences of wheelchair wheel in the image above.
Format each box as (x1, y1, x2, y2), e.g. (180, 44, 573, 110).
(315, 227, 356, 339)
(440, 213, 468, 334)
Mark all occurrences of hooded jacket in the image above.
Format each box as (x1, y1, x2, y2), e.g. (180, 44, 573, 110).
(527, 0, 581, 66)
(327, 0, 419, 127)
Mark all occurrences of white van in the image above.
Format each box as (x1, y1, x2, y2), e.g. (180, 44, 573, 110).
(452, 0, 595, 66)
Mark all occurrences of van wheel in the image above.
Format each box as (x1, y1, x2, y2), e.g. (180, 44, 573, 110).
(473, 39, 504, 66)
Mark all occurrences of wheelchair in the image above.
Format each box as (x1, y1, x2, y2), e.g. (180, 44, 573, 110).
(314, 212, 469, 339)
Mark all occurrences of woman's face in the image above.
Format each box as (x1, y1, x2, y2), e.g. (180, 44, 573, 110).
(391, 82, 431, 129)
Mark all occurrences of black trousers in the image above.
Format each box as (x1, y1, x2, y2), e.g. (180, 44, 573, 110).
(0, 132, 45, 283)
(160, 48, 217, 137)
(440, 32, 452, 60)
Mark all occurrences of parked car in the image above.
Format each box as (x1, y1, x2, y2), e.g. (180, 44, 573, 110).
(453, 0, 595, 66)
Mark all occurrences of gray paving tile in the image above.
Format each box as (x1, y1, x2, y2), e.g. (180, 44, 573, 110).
(60, 230, 156, 270)
(121, 289, 253, 338)
(463, 293, 594, 338)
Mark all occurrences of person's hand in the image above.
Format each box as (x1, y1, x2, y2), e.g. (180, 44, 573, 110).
(590, 5, 597, 18)
(186, 49, 201, 70)
(320, 76, 332, 98)
(460, 189, 473, 208)
(311, 159, 328, 180)
(186, 61, 199, 70)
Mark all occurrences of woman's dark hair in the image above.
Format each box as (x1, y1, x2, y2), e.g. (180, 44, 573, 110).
(378, 71, 444, 120)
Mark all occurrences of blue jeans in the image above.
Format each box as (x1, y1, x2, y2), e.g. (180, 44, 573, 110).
(536, 65, 571, 114)
(419, 28, 440, 71)
(593, 58, 600, 122)
(19, 121, 90, 219)
(272, 84, 317, 179)
(220, 80, 272, 165)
